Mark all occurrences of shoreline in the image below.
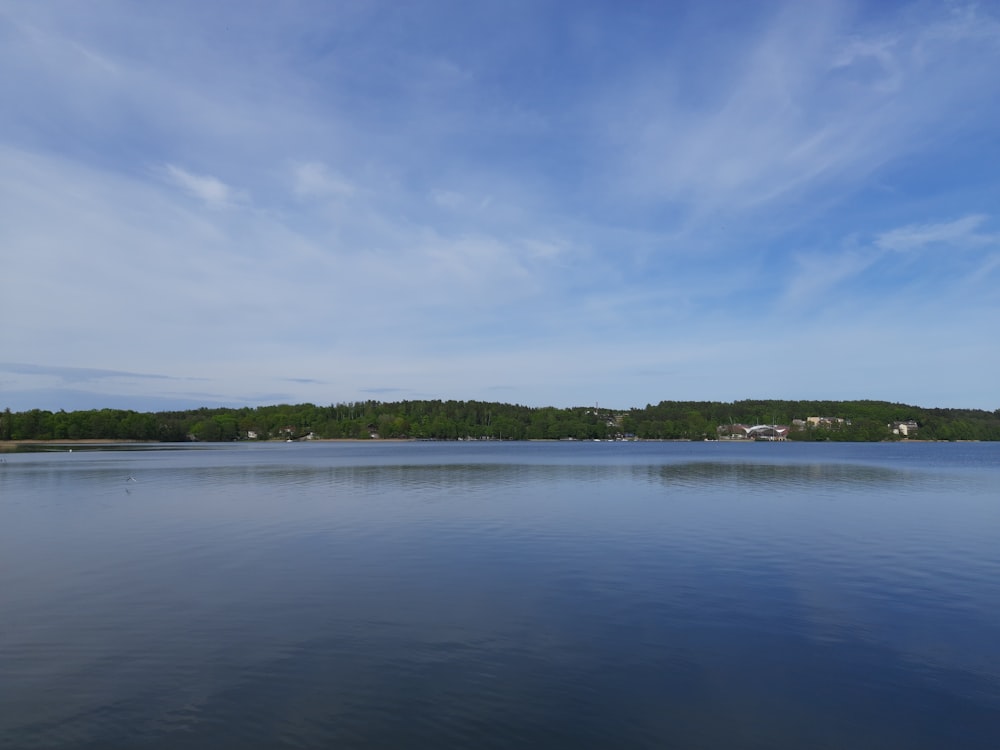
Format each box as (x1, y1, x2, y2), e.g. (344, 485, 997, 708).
(2, 437, 968, 453)
(1, 438, 140, 447)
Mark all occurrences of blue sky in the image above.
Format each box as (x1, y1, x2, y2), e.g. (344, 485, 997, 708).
(1, 0, 998, 412)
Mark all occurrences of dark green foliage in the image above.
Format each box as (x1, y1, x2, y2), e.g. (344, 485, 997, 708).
(1, 399, 998, 442)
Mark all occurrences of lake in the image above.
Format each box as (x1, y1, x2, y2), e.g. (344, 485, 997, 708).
(1, 440, 998, 748)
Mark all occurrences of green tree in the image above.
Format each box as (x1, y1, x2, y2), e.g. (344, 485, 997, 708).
(0, 408, 11, 440)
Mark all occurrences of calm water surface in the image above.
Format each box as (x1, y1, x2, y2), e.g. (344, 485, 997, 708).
(1, 441, 998, 748)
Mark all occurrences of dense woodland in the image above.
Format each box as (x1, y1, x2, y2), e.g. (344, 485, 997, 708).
(2, 399, 999, 443)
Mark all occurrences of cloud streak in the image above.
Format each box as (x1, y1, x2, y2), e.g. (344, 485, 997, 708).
(876, 215, 992, 253)
(0, 363, 176, 383)
(161, 164, 245, 209)
(602, 1, 1000, 227)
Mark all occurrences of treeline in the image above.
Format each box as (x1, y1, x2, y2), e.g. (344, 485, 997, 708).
(1, 399, 999, 443)
(631, 400, 1000, 441)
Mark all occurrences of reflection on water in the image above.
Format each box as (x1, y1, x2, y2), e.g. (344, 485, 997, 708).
(646, 459, 911, 488)
(1, 441, 998, 748)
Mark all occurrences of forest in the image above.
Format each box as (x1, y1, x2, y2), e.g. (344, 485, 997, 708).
(2, 399, 999, 443)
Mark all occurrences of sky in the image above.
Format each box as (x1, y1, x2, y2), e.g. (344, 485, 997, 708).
(1, 0, 999, 412)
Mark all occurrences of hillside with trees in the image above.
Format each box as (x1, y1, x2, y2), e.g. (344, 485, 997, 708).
(2, 399, 999, 444)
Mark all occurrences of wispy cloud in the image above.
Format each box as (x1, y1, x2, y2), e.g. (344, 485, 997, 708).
(0, 362, 176, 383)
(292, 162, 356, 199)
(875, 215, 991, 252)
(781, 247, 877, 308)
(161, 164, 245, 209)
(782, 214, 1000, 311)
(603, 2, 1000, 228)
